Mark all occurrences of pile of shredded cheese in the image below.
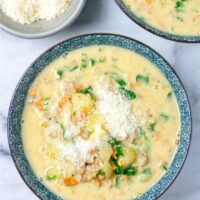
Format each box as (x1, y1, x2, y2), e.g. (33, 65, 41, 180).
(0, 0, 71, 24)
(44, 79, 138, 168)
(94, 80, 137, 140)
(56, 139, 97, 167)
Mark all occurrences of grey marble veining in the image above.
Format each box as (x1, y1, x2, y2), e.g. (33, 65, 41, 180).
(0, 0, 200, 199)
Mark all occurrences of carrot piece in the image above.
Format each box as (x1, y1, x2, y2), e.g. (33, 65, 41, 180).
(63, 177, 78, 186)
(135, 82, 142, 87)
(74, 84, 84, 92)
(154, 131, 161, 141)
(81, 106, 88, 113)
(28, 89, 36, 97)
(137, 138, 142, 145)
(35, 97, 42, 110)
(60, 95, 69, 106)
(57, 95, 69, 113)
(71, 110, 86, 124)
(193, 14, 200, 20)
(112, 150, 117, 159)
(164, 139, 170, 145)
(151, 77, 156, 82)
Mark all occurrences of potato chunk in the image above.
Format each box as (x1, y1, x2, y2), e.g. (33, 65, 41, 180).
(118, 147, 137, 168)
(44, 143, 58, 159)
(46, 167, 59, 181)
(99, 142, 113, 161)
(139, 174, 152, 182)
(102, 161, 113, 179)
(72, 93, 94, 111)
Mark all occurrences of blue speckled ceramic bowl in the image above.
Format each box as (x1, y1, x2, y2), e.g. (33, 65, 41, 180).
(8, 34, 192, 200)
(115, 0, 200, 43)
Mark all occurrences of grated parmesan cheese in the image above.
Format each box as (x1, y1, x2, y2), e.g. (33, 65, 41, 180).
(94, 79, 137, 140)
(44, 78, 138, 168)
(56, 139, 97, 166)
(0, 0, 71, 24)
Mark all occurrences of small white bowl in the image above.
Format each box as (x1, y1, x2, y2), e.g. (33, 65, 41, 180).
(0, 0, 86, 39)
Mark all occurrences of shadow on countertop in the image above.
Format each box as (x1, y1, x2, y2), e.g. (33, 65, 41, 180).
(76, 0, 104, 23)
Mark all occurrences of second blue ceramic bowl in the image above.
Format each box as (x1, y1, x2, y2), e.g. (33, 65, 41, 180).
(115, 0, 200, 43)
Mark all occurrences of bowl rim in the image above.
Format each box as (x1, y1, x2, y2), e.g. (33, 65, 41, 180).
(7, 33, 192, 200)
(114, 0, 200, 43)
(0, 0, 86, 39)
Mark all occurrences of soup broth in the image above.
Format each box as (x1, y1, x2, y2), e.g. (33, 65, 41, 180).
(22, 46, 179, 200)
(123, 0, 200, 36)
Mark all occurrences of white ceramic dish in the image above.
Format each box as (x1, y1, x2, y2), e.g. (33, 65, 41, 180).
(0, 0, 86, 39)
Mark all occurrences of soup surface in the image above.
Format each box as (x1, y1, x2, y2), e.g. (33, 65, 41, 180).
(123, 0, 200, 36)
(22, 46, 179, 200)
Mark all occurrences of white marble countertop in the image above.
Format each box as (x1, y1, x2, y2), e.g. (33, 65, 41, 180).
(0, 0, 200, 199)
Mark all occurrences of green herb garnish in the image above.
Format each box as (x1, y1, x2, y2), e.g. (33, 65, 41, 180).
(60, 124, 65, 135)
(81, 59, 87, 68)
(105, 72, 126, 86)
(108, 138, 121, 147)
(98, 169, 105, 176)
(176, 16, 184, 22)
(68, 66, 78, 72)
(116, 79, 126, 86)
(148, 122, 156, 131)
(116, 145, 123, 158)
(118, 87, 136, 100)
(46, 175, 56, 181)
(142, 167, 151, 175)
(80, 86, 93, 94)
(175, 0, 186, 11)
(115, 166, 124, 175)
(99, 57, 106, 63)
(132, 139, 138, 145)
(124, 166, 137, 176)
(112, 159, 124, 175)
(42, 97, 50, 110)
(163, 165, 168, 171)
(138, 128, 148, 140)
(175, 139, 179, 145)
(160, 113, 169, 122)
(108, 138, 123, 158)
(136, 74, 149, 84)
(167, 91, 173, 98)
(89, 58, 96, 66)
(115, 175, 121, 187)
(56, 69, 63, 79)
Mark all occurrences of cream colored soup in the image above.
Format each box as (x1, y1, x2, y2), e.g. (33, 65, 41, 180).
(22, 46, 179, 200)
(123, 0, 200, 35)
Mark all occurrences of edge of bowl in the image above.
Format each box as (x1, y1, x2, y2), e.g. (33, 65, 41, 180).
(7, 33, 192, 200)
(0, 0, 86, 39)
(114, 0, 200, 43)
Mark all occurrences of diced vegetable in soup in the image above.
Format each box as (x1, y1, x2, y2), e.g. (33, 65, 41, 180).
(122, 0, 200, 36)
(22, 46, 179, 200)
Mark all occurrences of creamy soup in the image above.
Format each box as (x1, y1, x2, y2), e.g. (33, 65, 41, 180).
(22, 46, 179, 200)
(123, 0, 200, 36)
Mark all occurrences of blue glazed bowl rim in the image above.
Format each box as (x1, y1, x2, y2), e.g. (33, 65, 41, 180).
(7, 33, 192, 200)
(115, 0, 200, 43)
